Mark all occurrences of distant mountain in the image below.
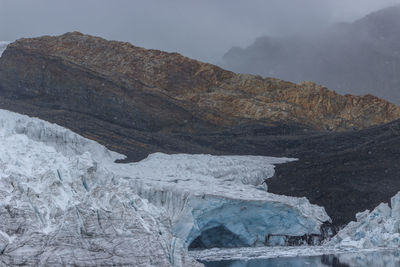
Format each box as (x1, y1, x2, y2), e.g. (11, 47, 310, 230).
(222, 5, 400, 104)
(1, 32, 400, 160)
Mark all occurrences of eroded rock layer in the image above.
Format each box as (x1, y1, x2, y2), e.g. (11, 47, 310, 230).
(1, 32, 399, 135)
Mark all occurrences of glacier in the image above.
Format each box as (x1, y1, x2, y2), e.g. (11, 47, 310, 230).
(326, 192, 400, 249)
(0, 109, 333, 265)
(0, 42, 9, 56)
(0, 110, 200, 266)
(110, 153, 330, 248)
(2, 106, 400, 265)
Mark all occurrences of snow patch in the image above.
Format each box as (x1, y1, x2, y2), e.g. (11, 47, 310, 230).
(0, 41, 10, 56)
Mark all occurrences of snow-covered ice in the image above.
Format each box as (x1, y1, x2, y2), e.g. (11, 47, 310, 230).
(190, 190, 400, 262)
(2, 106, 400, 265)
(0, 41, 9, 56)
(0, 109, 332, 265)
(326, 192, 400, 249)
(0, 110, 200, 266)
(110, 153, 330, 248)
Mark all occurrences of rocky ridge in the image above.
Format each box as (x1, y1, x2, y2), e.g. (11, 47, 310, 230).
(1, 32, 400, 227)
(222, 4, 400, 104)
(1, 32, 399, 134)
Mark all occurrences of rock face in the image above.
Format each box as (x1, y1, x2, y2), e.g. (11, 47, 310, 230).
(1, 32, 399, 135)
(1, 32, 400, 228)
(222, 4, 400, 104)
(267, 118, 400, 226)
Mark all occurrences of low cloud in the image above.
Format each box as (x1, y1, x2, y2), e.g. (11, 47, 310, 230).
(1, 0, 400, 63)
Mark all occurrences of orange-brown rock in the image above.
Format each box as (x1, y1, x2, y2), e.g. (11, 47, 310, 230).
(2, 31, 399, 132)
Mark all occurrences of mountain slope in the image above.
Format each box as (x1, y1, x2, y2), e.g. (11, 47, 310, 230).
(267, 118, 400, 225)
(1, 32, 399, 134)
(1, 32, 400, 162)
(1, 32, 400, 227)
(222, 4, 400, 104)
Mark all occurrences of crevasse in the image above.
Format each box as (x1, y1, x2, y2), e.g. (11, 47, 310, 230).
(0, 109, 331, 265)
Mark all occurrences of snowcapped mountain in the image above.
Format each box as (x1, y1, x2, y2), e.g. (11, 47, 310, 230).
(0, 109, 332, 266)
(1, 31, 400, 265)
(0, 42, 9, 56)
(2, 33, 400, 230)
(222, 5, 400, 104)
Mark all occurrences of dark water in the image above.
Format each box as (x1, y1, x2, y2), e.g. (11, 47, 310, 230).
(201, 250, 400, 267)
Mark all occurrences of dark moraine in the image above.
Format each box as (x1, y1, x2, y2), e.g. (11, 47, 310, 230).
(1, 32, 400, 228)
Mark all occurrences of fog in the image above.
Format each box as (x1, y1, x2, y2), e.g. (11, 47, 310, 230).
(222, 4, 400, 104)
(1, 0, 400, 63)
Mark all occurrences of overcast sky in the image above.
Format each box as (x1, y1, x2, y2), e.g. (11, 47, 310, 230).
(1, 0, 400, 63)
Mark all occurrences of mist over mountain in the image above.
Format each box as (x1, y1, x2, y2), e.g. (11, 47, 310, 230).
(222, 5, 400, 104)
(2, 0, 400, 64)
(3, 1, 400, 265)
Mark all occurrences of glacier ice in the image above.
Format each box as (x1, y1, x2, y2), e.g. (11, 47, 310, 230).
(0, 109, 332, 265)
(111, 153, 330, 248)
(0, 110, 200, 266)
(326, 192, 400, 249)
